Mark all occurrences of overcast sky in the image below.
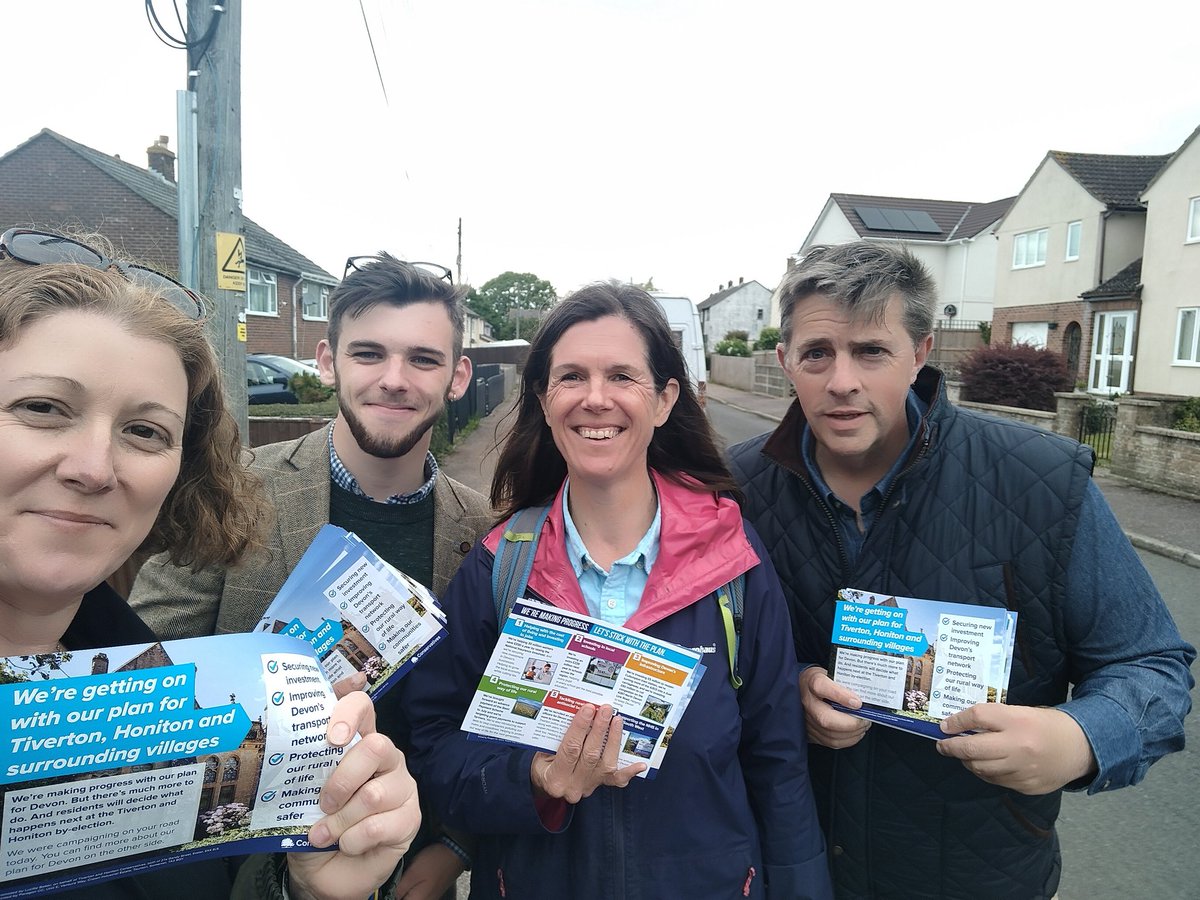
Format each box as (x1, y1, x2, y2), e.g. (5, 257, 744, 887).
(2, 1, 1196, 304)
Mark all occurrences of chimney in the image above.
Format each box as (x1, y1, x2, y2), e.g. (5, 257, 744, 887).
(147, 135, 176, 183)
(727, 280, 732, 289)
(738, 276, 743, 284)
(91, 652, 110, 675)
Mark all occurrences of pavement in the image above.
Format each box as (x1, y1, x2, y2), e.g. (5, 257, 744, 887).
(440, 381, 1200, 570)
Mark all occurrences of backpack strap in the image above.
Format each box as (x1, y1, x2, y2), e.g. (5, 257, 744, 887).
(491, 504, 553, 625)
(716, 573, 746, 690)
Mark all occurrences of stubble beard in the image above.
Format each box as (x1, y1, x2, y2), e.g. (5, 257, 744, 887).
(337, 382, 446, 460)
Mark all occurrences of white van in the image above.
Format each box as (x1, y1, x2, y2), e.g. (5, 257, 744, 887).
(650, 294, 707, 406)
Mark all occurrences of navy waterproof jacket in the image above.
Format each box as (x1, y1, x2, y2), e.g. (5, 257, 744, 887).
(404, 472, 832, 900)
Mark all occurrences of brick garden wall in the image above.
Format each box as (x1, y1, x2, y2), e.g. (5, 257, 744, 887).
(1110, 399, 1200, 500)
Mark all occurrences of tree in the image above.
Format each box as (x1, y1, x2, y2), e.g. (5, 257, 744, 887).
(0, 653, 72, 684)
(468, 271, 557, 340)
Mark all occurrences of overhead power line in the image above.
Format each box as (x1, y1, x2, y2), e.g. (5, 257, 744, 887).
(358, 0, 389, 105)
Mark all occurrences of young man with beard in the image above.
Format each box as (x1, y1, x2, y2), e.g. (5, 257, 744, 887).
(131, 253, 493, 897)
(728, 241, 1194, 899)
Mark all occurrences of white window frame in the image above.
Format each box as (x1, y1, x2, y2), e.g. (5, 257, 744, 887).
(1012, 228, 1048, 268)
(1089, 310, 1137, 393)
(1011, 322, 1049, 349)
(1188, 197, 1200, 243)
(1175, 307, 1200, 366)
(247, 268, 278, 316)
(302, 281, 330, 321)
(1065, 221, 1081, 261)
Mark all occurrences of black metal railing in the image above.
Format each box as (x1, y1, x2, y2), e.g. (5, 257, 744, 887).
(1078, 400, 1117, 462)
(446, 363, 507, 443)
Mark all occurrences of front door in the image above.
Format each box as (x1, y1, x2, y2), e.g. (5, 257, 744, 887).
(1090, 311, 1136, 394)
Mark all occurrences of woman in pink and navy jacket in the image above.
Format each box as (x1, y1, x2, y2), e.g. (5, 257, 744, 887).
(404, 283, 831, 900)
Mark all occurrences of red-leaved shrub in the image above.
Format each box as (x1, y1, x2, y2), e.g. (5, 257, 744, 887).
(958, 343, 1072, 412)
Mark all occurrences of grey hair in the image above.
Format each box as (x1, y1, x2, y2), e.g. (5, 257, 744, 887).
(776, 242, 936, 347)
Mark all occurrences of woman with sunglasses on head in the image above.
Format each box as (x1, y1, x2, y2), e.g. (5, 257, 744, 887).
(0, 233, 420, 900)
(405, 283, 832, 899)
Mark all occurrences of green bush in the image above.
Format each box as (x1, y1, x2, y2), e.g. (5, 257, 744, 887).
(289, 372, 334, 404)
(978, 322, 992, 344)
(958, 343, 1072, 411)
(714, 338, 751, 357)
(1172, 397, 1200, 433)
(754, 326, 782, 350)
(723, 329, 750, 342)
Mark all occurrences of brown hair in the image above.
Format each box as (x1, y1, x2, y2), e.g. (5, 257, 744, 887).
(0, 259, 268, 568)
(327, 252, 467, 357)
(491, 281, 740, 518)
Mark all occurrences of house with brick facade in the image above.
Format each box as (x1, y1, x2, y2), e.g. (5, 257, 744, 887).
(990, 149, 1171, 393)
(0, 128, 337, 359)
(796, 192, 1014, 325)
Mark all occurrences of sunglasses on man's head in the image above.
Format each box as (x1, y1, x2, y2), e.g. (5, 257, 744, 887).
(0, 228, 206, 320)
(343, 255, 454, 284)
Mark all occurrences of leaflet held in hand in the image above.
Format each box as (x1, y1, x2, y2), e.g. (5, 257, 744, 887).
(461, 599, 705, 776)
(254, 524, 447, 698)
(828, 587, 1017, 739)
(0, 632, 344, 897)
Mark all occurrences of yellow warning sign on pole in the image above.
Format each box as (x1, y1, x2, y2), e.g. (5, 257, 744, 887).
(216, 232, 246, 291)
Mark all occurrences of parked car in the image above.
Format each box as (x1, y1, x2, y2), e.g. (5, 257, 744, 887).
(246, 354, 320, 405)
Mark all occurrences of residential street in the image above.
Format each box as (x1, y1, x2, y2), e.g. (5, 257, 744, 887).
(441, 386, 1199, 898)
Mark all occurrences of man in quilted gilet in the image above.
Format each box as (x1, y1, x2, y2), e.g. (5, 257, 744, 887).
(728, 241, 1194, 899)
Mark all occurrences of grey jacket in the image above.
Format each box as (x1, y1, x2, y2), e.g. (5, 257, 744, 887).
(130, 423, 493, 640)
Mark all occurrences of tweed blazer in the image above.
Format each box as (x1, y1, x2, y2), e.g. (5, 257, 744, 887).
(130, 424, 493, 641)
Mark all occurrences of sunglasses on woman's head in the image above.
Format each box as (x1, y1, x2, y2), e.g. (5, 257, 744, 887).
(0, 227, 206, 320)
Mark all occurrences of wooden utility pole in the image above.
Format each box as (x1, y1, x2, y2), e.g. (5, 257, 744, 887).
(188, 0, 248, 438)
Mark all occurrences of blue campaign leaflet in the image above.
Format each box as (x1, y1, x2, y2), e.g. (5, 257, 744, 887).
(254, 525, 447, 698)
(827, 587, 1018, 740)
(0, 632, 342, 897)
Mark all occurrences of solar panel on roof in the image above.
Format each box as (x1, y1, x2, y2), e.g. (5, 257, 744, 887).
(880, 208, 916, 230)
(852, 205, 942, 234)
(904, 210, 941, 233)
(854, 206, 891, 229)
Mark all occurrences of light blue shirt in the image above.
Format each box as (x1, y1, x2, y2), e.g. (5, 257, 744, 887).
(561, 480, 661, 626)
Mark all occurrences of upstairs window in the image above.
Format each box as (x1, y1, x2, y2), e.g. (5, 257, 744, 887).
(1012, 228, 1048, 268)
(1189, 198, 1200, 243)
(302, 281, 330, 320)
(1176, 308, 1200, 365)
(1065, 221, 1081, 260)
(247, 268, 278, 315)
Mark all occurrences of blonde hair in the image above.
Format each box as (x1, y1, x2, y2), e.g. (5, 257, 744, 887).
(0, 259, 268, 568)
